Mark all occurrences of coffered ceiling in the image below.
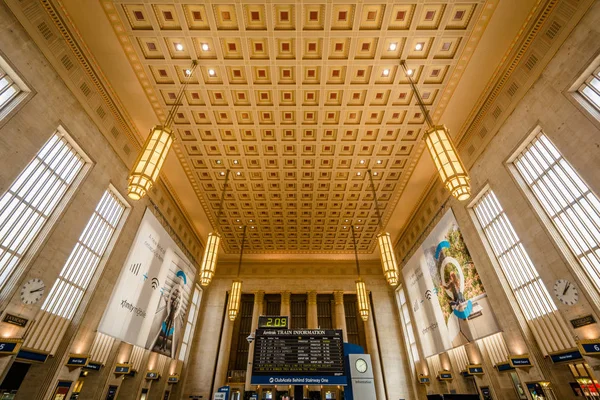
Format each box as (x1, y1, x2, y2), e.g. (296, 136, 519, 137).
(102, 0, 491, 254)
(11, 0, 544, 256)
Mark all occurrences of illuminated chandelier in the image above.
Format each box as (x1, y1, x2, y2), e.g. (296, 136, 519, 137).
(400, 61, 471, 201)
(127, 61, 198, 200)
(227, 225, 247, 321)
(351, 225, 369, 322)
(199, 170, 230, 287)
(367, 170, 399, 287)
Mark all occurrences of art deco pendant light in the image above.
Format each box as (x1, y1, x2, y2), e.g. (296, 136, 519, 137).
(367, 170, 399, 287)
(127, 61, 198, 200)
(400, 61, 471, 201)
(199, 170, 230, 287)
(227, 225, 247, 321)
(351, 225, 369, 322)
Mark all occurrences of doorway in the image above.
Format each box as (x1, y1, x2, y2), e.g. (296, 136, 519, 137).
(0, 362, 31, 399)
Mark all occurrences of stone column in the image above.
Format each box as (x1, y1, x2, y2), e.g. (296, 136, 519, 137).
(245, 291, 264, 391)
(333, 291, 348, 341)
(364, 294, 386, 400)
(213, 318, 235, 396)
(281, 291, 291, 317)
(307, 291, 318, 329)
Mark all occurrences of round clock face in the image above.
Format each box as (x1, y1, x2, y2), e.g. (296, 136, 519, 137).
(355, 358, 368, 373)
(554, 279, 579, 306)
(20, 278, 45, 305)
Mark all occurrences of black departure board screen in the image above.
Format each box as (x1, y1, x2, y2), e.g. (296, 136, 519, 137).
(251, 329, 346, 385)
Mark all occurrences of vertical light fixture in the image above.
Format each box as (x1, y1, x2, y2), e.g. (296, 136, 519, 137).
(199, 170, 230, 286)
(351, 225, 369, 322)
(228, 225, 247, 321)
(128, 61, 198, 200)
(400, 61, 471, 201)
(367, 170, 399, 287)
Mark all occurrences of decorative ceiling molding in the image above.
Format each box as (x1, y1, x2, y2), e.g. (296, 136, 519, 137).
(3, 0, 206, 262)
(394, 0, 596, 264)
(96, 0, 497, 254)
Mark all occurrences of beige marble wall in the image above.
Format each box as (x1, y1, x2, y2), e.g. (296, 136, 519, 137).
(395, 2, 600, 400)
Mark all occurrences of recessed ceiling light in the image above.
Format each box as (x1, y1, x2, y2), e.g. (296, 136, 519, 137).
(389, 42, 397, 51)
(236, 171, 241, 176)
(208, 69, 216, 76)
(415, 43, 423, 51)
(376, 160, 382, 164)
(233, 160, 239, 164)
(216, 160, 222, 164)
(360, 160, 365, 164)
(201, 43, 209, 51)
(382, 69, 390, 76)
(343, 226, 347, 229)
(175, 43, 184, 51)
(356, 172, 362, 176)
(345, 219, 349, 222)
(185, 69, 192, 76)
(373, 172, 379, 176)
(236, 219, 241, 222)
(251, 226, 255, 229)
(220, 171, 225, 176)
(406, 69, 414, 76)
(249, 219, 254, 222)
(358, 219, 362, 222)
(239, 226, 243, 229)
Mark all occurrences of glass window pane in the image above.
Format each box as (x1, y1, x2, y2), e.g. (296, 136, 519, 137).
(0, 132, 87, 288)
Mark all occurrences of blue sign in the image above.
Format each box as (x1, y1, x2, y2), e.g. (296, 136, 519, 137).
(438, 372, 453, 380)
(467, 365, 484, 375)
(580, 342, 600, 355)
(215, 386, 230, 400)
(251, 376, 347, 385)
(550, 349, 583, 364)
(0, 341, 19, 354)
(66, 355, 89, 367)
(146, 370, 160, 380)
(496, 362, 515, 372)
(114, 364, 131, 374)
(16, 349, 49, 363)
(419, 376, 430, 384)
(510, 356, 532, 367)
(84, 362, 102, 371)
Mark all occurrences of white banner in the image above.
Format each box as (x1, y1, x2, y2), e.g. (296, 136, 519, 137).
(402, 209, 499, 357)
(98, 209, 196, 358)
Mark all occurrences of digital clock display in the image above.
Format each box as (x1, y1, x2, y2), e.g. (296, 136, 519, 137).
(258, 315, 289, 329)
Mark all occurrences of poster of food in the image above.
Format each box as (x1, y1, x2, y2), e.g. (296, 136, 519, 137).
(98, 209, 196, 358)
(402, 209, 499, 357)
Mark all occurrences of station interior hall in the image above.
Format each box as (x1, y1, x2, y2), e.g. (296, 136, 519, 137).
(0, 0, 600, 399)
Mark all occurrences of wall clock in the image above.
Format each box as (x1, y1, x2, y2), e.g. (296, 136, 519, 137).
(554, 279, 579, 306)
(20, 278, 45, 305)
(355, 358, 368, 373)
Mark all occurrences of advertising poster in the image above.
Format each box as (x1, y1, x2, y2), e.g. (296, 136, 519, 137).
(99, 209, 196, 358)
(402, 209, 499, 357)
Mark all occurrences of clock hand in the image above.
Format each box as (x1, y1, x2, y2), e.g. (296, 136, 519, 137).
(30, 287, 45, 293)
(563, 282, 570, 295)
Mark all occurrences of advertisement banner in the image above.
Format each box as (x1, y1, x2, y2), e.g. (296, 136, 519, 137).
(98, 209, 196, 358)
(402, 209, 499, 357)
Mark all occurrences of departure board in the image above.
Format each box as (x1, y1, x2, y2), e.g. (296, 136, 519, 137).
(251, 329, 346, 386)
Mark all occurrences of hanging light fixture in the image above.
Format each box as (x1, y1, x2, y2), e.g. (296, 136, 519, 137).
(128, 61, 198, 200)
(367, 170, 399, 287)
(400, 61, 471, 201)
(227, 225, 247, 321)
(199, 170, 230, 286)
(351, 225, 369, 322)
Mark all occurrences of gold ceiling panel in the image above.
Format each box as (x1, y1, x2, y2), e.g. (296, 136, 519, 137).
(105, 0, 490, 253)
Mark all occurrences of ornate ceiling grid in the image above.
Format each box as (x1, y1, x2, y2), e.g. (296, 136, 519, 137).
(102, 0, 491, 253)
